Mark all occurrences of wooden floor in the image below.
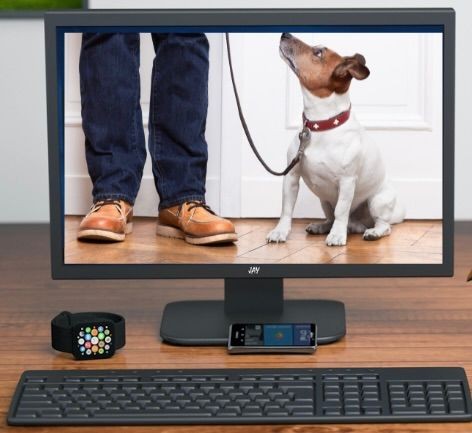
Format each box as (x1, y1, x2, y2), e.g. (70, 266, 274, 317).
(65, 216, 442, 264)
(1, 223, 471, 433)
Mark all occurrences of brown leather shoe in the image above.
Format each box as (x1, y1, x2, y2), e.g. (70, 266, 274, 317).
(77, 200, 133, 242)
(156, 201, 237, 245)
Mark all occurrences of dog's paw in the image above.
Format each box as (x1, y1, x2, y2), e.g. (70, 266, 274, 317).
(363, 226, 390, 241)
(325, 230, 347, 246)
(306, 222, 332, 235)
(267, 227, 290, 243)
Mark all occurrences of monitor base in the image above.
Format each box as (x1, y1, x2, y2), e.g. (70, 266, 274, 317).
(160, 299, 346, 346)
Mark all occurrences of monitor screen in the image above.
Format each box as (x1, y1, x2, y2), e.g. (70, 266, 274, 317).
(46, 10, 454, 279)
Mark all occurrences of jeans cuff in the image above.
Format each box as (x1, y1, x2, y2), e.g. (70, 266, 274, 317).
(94, 193, 135, 206)
(159, 194, 205, 210)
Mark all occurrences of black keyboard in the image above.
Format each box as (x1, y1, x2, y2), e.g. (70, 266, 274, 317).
(8, 368, 472, 425)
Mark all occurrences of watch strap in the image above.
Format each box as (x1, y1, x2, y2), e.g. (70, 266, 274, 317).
(51, 311, 125, 353)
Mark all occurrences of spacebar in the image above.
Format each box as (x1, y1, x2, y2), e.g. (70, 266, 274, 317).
(390, 408, 428, 415)
(94, 410, 213, 418)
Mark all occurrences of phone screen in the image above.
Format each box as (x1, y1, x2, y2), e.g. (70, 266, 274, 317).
(230, 323, 316, 347)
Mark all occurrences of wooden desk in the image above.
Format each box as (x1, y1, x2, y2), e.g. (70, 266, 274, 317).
(1, 223, 471, 433)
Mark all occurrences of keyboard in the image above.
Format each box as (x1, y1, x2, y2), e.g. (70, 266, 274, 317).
(8, 367, 472, 425)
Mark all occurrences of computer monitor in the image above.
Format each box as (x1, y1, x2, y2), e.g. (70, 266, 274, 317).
(45, 8, 455, 346)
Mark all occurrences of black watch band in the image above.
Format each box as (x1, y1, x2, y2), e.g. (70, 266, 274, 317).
(51, 311, 125, 359)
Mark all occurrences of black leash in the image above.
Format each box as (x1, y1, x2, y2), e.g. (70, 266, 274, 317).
(225, 33, 310, 177)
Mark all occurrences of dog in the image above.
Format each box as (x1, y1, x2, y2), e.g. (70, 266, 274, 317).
(267, 33, 404, 246)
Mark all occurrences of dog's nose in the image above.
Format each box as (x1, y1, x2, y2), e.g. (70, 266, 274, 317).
(281, 32, 293, 40)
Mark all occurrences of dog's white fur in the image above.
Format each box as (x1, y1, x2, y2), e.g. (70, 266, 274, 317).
(267, 48, 404, 246)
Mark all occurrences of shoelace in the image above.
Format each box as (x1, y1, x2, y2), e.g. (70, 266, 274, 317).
(186, 201, 216, 215)
(89, 199, 123, 216)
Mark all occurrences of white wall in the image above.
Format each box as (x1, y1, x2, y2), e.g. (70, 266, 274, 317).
(0, 20, 48, 223)
(0, 0, 471, 222)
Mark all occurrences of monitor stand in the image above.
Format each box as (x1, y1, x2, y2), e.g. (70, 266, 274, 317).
(160, 278, 346, 346)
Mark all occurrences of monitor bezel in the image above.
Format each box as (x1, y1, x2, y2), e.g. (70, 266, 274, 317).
(46, 8, 455, 279)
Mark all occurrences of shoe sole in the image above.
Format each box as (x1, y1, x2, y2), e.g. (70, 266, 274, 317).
(156, 222, 237, 245)
(77, 223, 133, 242)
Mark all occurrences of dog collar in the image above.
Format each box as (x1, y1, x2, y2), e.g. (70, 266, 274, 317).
(303, 105, 351, 132)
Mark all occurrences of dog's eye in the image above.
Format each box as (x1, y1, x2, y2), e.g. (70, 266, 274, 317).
(313, 47, 324, 58)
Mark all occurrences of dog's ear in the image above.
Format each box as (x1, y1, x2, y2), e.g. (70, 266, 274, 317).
(333, 54, 370, 81)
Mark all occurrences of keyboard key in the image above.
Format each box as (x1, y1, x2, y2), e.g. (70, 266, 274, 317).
(343, 384, 359, 391)
(429, 397, 446, 404)
(239, 385, 253, 392)
(38, 408, 62, 416)
(448, 399, 466, 414)
(408, 385, 424, 392)
(430, 403, 446, 412)
(224, 405, 241, 414)
(215, 410, 238, 417)
(267, 410, 289, 416)
(211, 377, 227, 382)
(190, 377, 207, 382)
(344, 397, 360, 405)
(322, 401, 342, 410)
(389, 384, 405, 391)
(345, 409, 361, 415)
(65, 411, 89, 418)
(362, 384, 379, 391)
(361, 401, 382, 409)
(285, 402, 313, 411)
(343, 375, 359, 381)
(448, 391, 464, 399)
(364, 408, 381, 416)
(297, 375, 315, 381)
(25, 378, 46, 383)
(324, 409, 342, 416)
(324, 375, 340, 381)
(292, 409, 314, 416)
(325, 395, 341, 402)
(391, 407, 428, 415)
(16, 410, 38, 418)
(288, 388, 314, 401)
(410, 397, 427, 403)
(362, 375, 379, 381)
(242, 409, 263, 416)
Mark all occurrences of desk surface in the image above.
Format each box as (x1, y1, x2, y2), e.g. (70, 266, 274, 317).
(1, 223, 471, 433)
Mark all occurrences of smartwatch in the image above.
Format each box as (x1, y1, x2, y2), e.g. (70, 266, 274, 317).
(51, 311, 125, 360)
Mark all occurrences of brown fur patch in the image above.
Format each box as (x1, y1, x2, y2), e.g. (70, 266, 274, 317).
(280, 35, 370, 98)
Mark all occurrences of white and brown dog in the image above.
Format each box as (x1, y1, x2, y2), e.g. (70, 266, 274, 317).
(267, 33, 404, 246)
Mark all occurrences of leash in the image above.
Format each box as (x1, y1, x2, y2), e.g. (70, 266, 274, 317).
(225, 33, 310, 177)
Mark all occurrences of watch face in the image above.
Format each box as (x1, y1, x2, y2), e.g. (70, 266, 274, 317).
(73, 323, 115, 359)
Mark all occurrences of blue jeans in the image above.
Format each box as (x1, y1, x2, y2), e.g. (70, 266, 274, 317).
(79, 33, 209, 209)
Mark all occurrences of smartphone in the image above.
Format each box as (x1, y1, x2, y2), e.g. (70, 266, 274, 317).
(228, 323, 317, 354)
